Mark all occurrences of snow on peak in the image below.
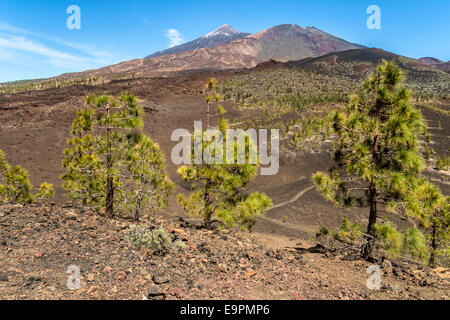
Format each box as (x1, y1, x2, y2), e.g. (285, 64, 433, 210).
(203, 24, 240, 38)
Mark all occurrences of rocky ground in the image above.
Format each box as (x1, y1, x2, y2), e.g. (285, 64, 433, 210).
(0, 67, 449, 300)
(0, 203, 448, 300)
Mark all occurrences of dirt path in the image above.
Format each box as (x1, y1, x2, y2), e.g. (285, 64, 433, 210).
(268, 185, 315, 211)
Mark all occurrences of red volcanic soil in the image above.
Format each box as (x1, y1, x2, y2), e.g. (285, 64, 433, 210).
(0, 68, 449, 300)
(1, 202, 448, 300)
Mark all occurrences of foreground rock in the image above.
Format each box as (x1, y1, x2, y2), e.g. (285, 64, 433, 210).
(0, 204, 448, 300)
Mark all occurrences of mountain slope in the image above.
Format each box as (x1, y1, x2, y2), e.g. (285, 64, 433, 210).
(418, 57, 450, 73)
(436, 61, 450, 73)
(146, 24, 250, 59)
(91, 37, 262, 76)
(253, 24, 365, 62)
(418, 57, 444, 66)
(286, 48, 450, 83)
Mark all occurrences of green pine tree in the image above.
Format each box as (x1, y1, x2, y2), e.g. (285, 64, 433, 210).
(407, 179, 449, 266)
(61, 108, 105, 208)
(85, 93, 143, 218)
(313, 60, 427, 260)
(177, 79, 272, 230)
(62, 93, 172, 220)
(0, 148, 54, 204)
(124, 134, 173, 222)
(429, 199, 450, 266)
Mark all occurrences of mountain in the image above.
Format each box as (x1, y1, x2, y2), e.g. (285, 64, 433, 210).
(417, 57, 444, 66)
(417, 57, 450, 73)
(89, 36, 262, 76)
(145, 24, 250, 59)
(145, 24, 365, 63)
(435, 61, 450, 73)
(251, 24, 365, 62)
(61, 24, 367, 78)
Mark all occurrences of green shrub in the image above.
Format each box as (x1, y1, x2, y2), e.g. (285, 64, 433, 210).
(126, 225, 185, 255)
(335, 217, 362, 241)
(375, 222, 404, 257)
(403, 227, 429, 262)
(424, 145, 431, 160)
(436, 157, 444, 171)
(316, 226, 330, 238)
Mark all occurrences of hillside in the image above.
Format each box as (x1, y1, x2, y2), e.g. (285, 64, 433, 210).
(418, 57, 444, 66)
(286, 48, 450, 88)
(436, 61, 450, 73)
(1, 203, 448, 300)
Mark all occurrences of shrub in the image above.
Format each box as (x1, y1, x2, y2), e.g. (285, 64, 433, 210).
(335, 217, 362, 241)
(403, 227, 429, 262)
(436, 157, 444, 171)
(375, 222, 404, 258)
(127, 225, 185, 255)
(316, 227, 330, 238)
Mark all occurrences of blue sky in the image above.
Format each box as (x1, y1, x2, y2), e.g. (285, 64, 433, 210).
(0, 0, 449, 82)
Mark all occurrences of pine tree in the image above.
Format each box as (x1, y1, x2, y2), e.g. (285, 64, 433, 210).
(407, 179, 449, 266)
(313, 60, 426, 260)
(124, 134, 173, 222)
(61, 108, 105, 208)
(85, 94, 143, 218)
(205, 78, 222, 130)
(177, 79, 272, 230)
(0, 148, 54, 204)
(62, 93, 172, 220)
(429, 199, 449, 266)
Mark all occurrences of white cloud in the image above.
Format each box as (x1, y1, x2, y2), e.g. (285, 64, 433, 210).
(166, 29, 183, 48)
(0, 22, 30, 35)
(0, 35, 79, 60)
(0, 21, 126, 69)
(54, 40, 119, 65)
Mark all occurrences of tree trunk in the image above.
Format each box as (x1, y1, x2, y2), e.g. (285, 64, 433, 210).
(363, 106, 381, 261)
(429, 220, 437, 267)
(134, 190, 142, 223)
(106, 176, 114, 218)
(362, 182, 377, 261)
(207, 101, 210, 130)
(105, 124, 114, 218)
(203, 202, 213, 229)
(202, 183, 213, 229)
